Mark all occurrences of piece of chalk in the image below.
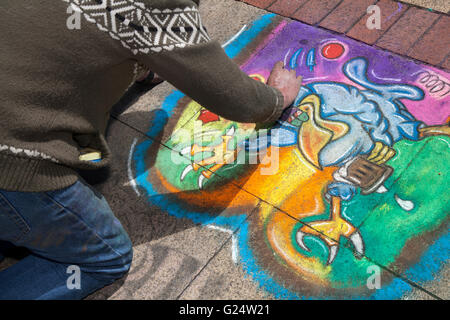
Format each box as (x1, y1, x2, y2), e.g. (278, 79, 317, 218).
(79, 151, 102, 162)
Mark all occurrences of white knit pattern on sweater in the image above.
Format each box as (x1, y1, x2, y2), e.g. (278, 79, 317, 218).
(0, 144, 60, 163)
(63, 0, 211, 54)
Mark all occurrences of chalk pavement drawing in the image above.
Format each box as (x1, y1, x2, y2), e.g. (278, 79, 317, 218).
(131, 14, 449, 299)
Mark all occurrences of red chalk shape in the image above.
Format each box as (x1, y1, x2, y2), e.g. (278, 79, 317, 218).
(198, 109, 220, 124)
(321, 43, 345, 60)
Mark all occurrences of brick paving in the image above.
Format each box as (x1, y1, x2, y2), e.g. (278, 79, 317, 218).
(291, 0, 342, 25)
(376, 6, 440, 55)
(319, 0, 377, 34)
(236, 0, 450, 70)
(267, 0, 309, 16)
(441, 54, 450, 70)
(347, 0, 409, 45)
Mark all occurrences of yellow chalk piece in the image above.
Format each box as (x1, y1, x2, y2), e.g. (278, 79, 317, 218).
(79, 149, 102, 161)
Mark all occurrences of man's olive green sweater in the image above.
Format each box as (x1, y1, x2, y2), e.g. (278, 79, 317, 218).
(0, 0, 284, 192)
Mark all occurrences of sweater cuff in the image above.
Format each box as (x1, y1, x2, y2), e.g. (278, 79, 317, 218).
(0, 153, 78, 192)
(261, 87, 285, 124)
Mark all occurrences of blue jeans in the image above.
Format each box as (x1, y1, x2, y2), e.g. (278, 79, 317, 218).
(0, 179, 133, 300)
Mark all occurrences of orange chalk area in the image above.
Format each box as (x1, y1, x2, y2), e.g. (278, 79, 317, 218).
(155, 144, 337, 283)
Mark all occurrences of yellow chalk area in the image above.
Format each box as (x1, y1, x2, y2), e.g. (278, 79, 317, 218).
(241, 146, 317, 222)
(173, 100, 202, 132)
(79, 148, 101, 161)
(155, 140, 336, 284)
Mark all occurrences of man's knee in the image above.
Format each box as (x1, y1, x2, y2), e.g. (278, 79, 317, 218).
(119, 241, 133, 276)
(88, 234, 133, 284)
(110, 236, 133, 280)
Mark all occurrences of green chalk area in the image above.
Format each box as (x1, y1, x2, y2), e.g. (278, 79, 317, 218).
(298, 136, 449, 288)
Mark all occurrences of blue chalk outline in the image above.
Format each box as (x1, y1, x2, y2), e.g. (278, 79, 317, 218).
(289, 48, 303, 70)
(133, 14, 448, 300)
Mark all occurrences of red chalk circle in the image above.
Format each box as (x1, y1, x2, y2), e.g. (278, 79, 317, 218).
(321, 43, 345, 60)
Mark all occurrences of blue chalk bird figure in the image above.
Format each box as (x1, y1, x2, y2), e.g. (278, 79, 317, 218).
(242, 57, 450, 264)
(244, 57, 427, 200)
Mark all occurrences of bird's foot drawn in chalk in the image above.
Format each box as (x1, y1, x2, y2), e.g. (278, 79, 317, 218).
(180, 126, 239, 189)
(296, 197, 364, 265)
(367, 142, 396, 164)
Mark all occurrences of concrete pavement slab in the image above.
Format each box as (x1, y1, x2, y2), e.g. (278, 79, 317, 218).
(405, 264, 449, 300)
(110, 82, 195, 144)
(400, 0, 450, 13)
(179, 220, 274, 300)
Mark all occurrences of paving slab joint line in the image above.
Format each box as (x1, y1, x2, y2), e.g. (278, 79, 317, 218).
(161, 107, 204, 145)
(110, 115, 176, 158)
(175, 204, 262, 300)
(351, 246, 444, 300)
(110, 103, 201, 146)
(395, 0, 449, 14)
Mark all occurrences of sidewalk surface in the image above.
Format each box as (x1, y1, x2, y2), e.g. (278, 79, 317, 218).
(1, 0, 448, 300)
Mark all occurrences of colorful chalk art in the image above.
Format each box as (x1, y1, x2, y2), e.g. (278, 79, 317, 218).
(132, 15, 449, 299)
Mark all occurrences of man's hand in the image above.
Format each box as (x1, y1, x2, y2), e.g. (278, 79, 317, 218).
(267, 61, 302, 109)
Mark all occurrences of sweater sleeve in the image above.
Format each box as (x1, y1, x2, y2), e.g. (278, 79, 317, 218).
(135, 40, 285, 124)
(65, 0, 285, 123)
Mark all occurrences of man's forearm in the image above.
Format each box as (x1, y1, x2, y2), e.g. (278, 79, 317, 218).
(136, 40, 285, 124)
